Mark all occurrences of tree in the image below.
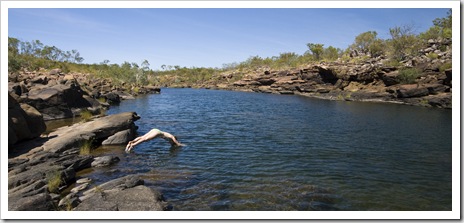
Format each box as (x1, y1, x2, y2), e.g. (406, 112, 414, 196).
(420, 9, 452, 40)
(353, 31, 377, 54)
(350, 31, 387, 58)
(387, 25, 419, 61)
(8, 37, 20, 56)
(369, 38, 386, 58)
(74, 51, 84, 63)
(306, 43, 324, 60)
(433, 9, 452, 31)
(323, 46, 340, 61)
(276, 52, 298, 67)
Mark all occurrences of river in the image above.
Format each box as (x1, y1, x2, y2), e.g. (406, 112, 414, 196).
(78, 88, 452, 211)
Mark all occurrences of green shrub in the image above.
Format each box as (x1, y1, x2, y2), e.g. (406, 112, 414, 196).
(427, 53, 439, 59)
(439, 62, 452, 72)
(383, 59, 401, 67)
(398, 68, 420, 84)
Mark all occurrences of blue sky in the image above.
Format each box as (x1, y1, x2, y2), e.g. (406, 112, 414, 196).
(8, 6, 450, 69)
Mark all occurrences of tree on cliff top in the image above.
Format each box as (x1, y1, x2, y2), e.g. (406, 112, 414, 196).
(306, 43, 324, 61)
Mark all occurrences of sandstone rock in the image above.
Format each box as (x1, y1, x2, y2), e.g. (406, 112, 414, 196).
(279, 90, 294, 95)
(8, 112, 140, 211)
(76, 175, 168, 211)
(70, 183, 89, 193)
(256, 78, 275, 86)
(114, 91, 135, 100)
(9, 192, 55, 211)
(379, 71, 400, 86)
(426, 93, 452, 109)
(19, 103, 46, 139)
(397, 84, 429, 98)
(91, 156, 120, 167)
(58, 194, 80, 210)
(8, 94, 46, 145)
(42, 112, 139, 154)
(26, 83, 94, 120)
(49, 68, 62, 75)
(103, 92, 121, 105)
(102, 129, 136, 145)
(9, 96, 31, 144)
(76, 177, 92, 184)
(30, 75, 48, 85)
(257, 86, 273, 93)
(145, 86, 161, 94)
(426, 84, 447, 95)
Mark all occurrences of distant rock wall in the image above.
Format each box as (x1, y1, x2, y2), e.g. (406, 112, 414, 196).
(210, 38, 452, 109)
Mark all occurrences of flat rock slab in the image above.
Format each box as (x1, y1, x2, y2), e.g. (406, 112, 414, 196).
(75, 185, 168, 211)
(75, 175, 169, 211)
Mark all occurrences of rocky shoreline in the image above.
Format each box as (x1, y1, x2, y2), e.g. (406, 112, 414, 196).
(8, 69, 167, 210)
(179, 38, 452, 109)
(8, 112, 171, 211)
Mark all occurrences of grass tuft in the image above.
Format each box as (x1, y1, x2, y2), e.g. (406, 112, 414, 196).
(80, 109, 93, 122)
(79, 139, 94, 155)
(46, 170, 62, 193)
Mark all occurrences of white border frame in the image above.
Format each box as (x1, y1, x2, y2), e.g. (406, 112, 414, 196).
(1, 0, 460, 220)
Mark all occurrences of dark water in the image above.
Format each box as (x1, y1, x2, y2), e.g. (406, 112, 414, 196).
(80, 88, 452, 211)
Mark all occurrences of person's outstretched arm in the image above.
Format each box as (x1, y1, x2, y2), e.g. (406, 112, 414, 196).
(162, 132, 185, 147)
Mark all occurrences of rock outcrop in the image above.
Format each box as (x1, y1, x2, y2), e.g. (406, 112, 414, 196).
(7, 112, 146, 211)
(188, 38, 453, 109)
(8, 69, 161, 121)
(215, 38, 452, 109)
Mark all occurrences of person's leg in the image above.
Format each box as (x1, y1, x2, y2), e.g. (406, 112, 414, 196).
(126, 136, 143, 150)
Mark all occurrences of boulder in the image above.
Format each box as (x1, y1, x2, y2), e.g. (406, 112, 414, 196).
(102, 128, 136, 145)
(9, 192, 55, 211)
(19, 103, 46, 139)
(42, 112, 140, 154)
(256, 78, 275, 86)
(76, 175, 169, 211)
(379, 71, 400, 86)
(426, 93, 452, 109)
(103, 92, 121, 105)
(26, 84, 94, 120)
(49, 68, 62, 75)
(91, 156, 120, 167)
(396, 84, 430, 98)
(30, 75, 48, 85)
(8, 94, 46, 146)
(112, 91, 135, 100)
